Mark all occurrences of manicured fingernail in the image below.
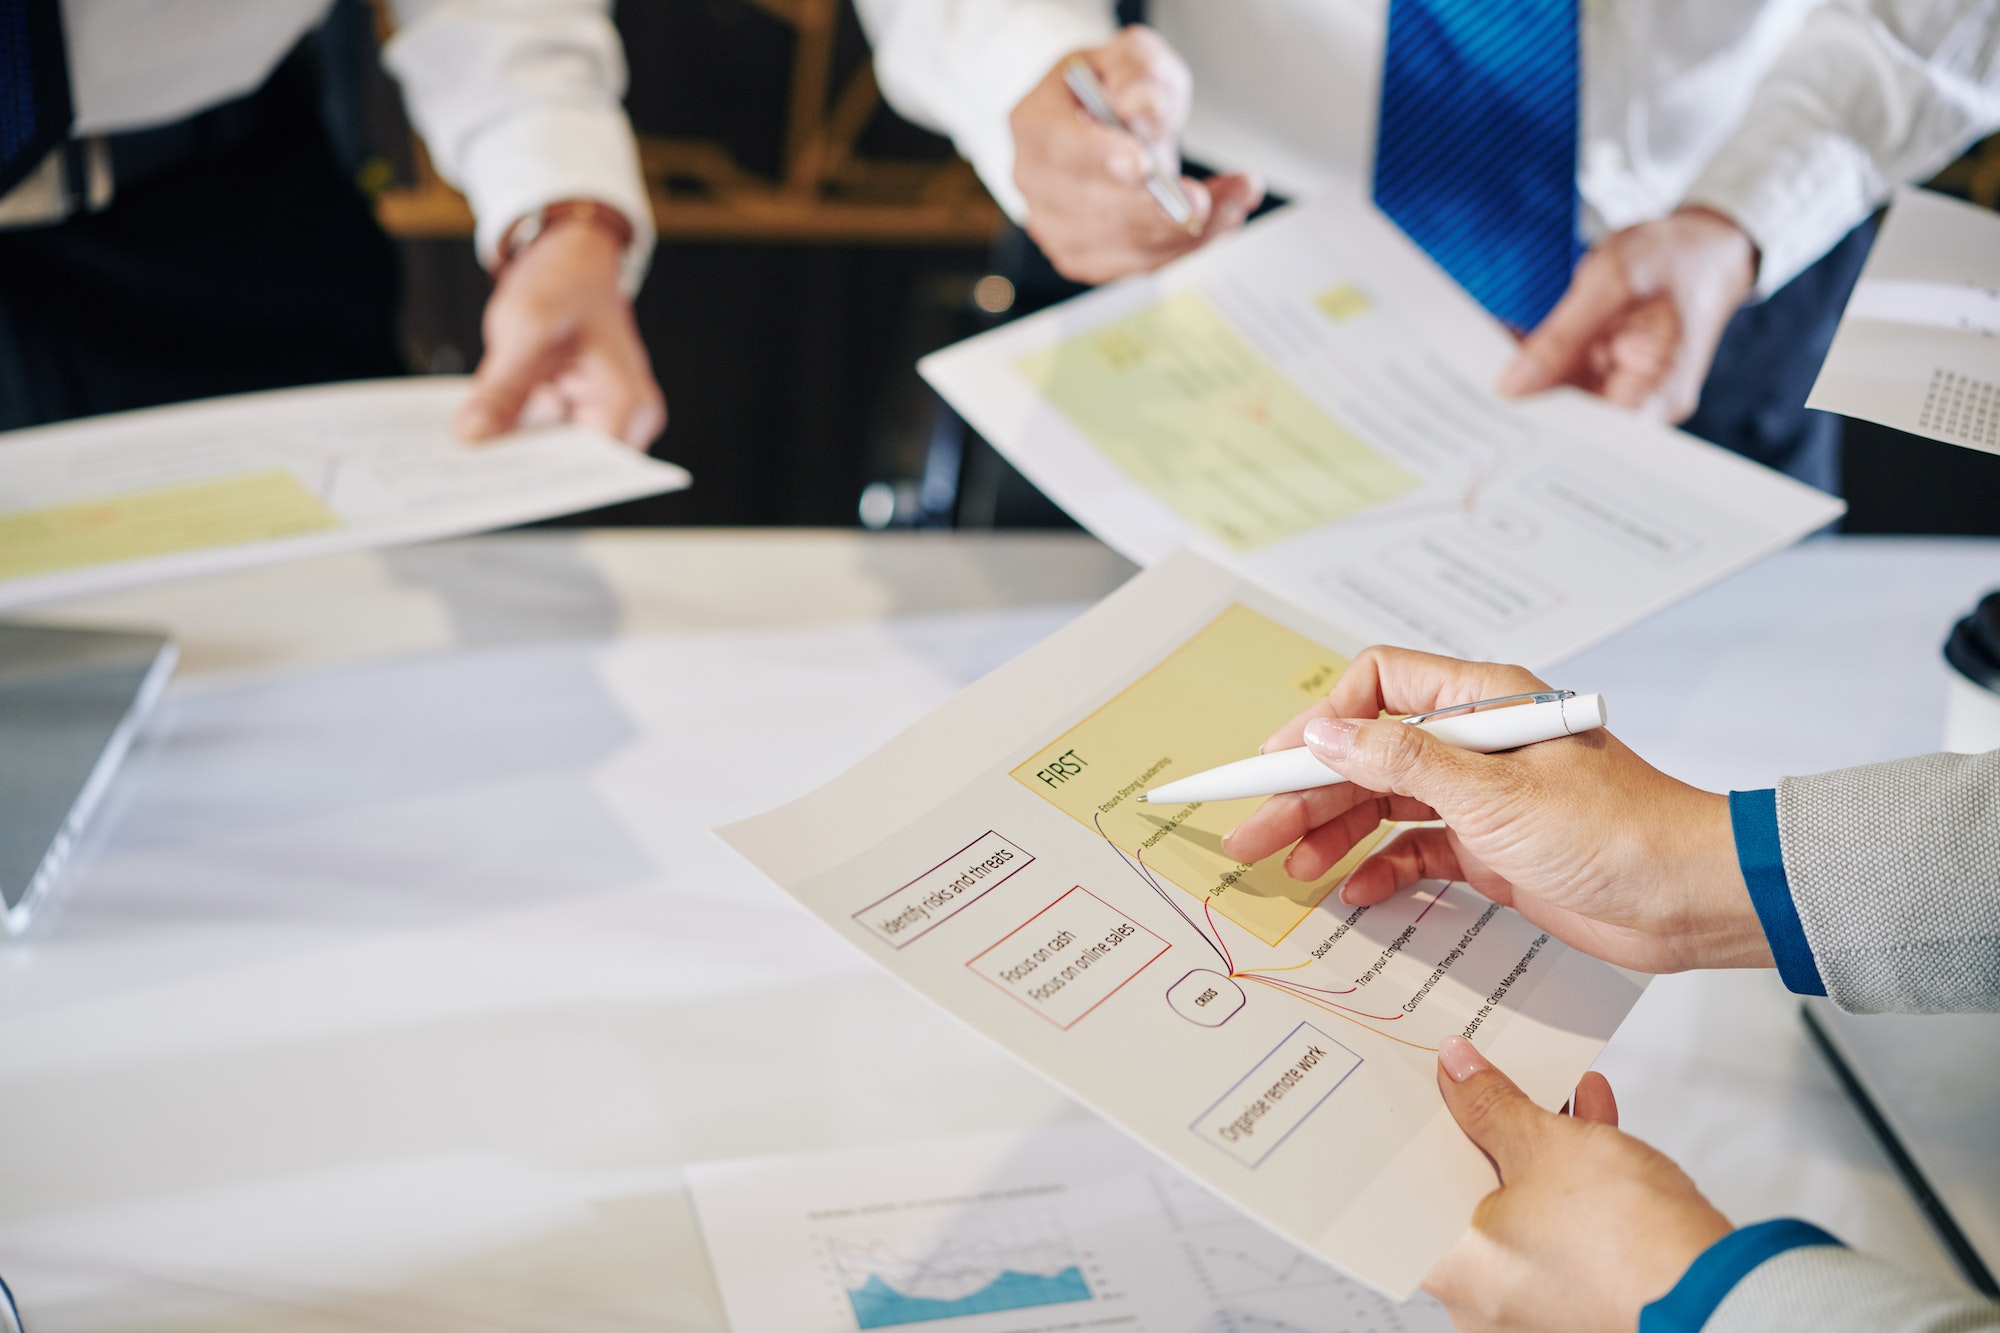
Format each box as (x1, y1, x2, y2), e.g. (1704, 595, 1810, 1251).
(1302, 716, 1356, 765)
(1496, 358, 1533, 396)
(1107, 152, 1143, 183)
(1437, 1034, 1490, 1083)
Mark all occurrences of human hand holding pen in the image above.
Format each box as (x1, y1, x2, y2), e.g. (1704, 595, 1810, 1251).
(1219, 647, 1774, 974)
(1009, 26, 1263, 284)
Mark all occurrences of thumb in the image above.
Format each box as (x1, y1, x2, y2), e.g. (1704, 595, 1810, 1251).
(1569, 1070, 1619, 1127)
(1302, 713, 1490, 810)
(1176, 176, 1216, 236)
(456, 321, 571, 442)
(1436, 1035, 1552, 1178)
(1497, 254, 1630, 397)
(1202, 172, 1265, 235)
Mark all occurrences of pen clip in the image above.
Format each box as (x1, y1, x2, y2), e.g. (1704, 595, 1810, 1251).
(1401, 690, 1573, 726)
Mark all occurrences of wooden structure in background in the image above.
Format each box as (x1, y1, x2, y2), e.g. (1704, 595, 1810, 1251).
(1930, 134, 2000, 211)
(371, 0, 1005, 245)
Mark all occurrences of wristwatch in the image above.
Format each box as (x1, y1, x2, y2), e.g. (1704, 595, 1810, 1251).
(495, 199, 643, 294)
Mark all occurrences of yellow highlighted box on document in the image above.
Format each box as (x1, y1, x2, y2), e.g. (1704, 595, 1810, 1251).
(1014, 291, 1419, 551)
(0, 469, 340, 580)
(1010, 603, 1391, 945)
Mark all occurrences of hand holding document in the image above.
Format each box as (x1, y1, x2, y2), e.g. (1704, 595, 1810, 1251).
(719, 551, 1647, 1299)
(0, 377, 690, 610)
(1808, 186, 2000, 454)
(922, 197, 1842, 667)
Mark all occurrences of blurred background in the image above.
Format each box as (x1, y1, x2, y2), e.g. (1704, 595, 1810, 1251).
(328, 0, 2000, 536)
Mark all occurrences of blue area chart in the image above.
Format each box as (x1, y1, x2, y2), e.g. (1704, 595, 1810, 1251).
(822, 1209, 1095, 1330)
(845, 1265, 1093, 1328)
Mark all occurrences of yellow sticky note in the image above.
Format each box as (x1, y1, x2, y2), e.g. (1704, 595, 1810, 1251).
(0, 469, 341, 580)
(1011, 603, 1391, 946)
(1314, 283, 1373, 324)
(1015, 291, 1420, 551)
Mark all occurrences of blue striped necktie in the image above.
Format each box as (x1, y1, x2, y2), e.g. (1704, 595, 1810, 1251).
(1372, 0, 1581, 332)
(0, 0, 73, 198)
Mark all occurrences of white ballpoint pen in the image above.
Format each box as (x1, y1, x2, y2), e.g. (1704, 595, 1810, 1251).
(1138, 691, 1608, 805)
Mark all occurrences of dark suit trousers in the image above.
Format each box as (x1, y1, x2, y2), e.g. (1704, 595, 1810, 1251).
(0, 51, 403, 432)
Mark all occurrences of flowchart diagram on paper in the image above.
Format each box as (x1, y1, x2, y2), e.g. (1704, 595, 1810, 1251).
(721, 551, 1646, 1298)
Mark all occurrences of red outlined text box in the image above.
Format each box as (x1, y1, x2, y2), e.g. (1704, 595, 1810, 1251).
(853, 831, 1033, 948)
(967, 886, 1168, 1028)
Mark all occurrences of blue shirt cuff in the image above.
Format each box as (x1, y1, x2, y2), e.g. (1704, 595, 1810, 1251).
(1641, 1219, 1845, 1332)
(1729, 788, 1826, 997)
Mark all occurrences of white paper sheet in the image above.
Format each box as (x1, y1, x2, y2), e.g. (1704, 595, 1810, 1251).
(0, 377, 690, 609)
(719, 551, 1648, 1299)
(689, 1122, 1456, 1333)
(922, 198, 1842, 667)
(1808, 186, 2000, 456)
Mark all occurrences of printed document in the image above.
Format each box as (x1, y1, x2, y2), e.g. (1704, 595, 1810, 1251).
(719, 550, 1647, 1299)
(1808, 186, 2000, 456)
(690, 1122, 1456, 1332)
(922, 198, 1843, 666)
(0, 377, 689, 609)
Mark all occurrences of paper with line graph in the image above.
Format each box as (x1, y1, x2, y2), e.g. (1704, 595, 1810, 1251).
(922, 196, 1842, 668)
(718, 550, 1646, 1299)
(0, 377, 689, 610)
(689, 1122, 1455, 1332)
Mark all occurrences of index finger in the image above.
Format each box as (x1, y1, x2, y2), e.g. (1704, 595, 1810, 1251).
(456, 325, 570, 442)
(1027, 109, 1152, 185)
(1091, 26, 1190, 145)
(1221, 782, 1438, 866)
(1498, 250, 1635, 397)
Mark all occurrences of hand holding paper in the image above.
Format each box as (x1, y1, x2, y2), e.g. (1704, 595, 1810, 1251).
(1500, 207, 1759, 422)
(457, 218, 666, 450)
(921, 197, 1841, 668)
(1423, 1041, 1732, 1331)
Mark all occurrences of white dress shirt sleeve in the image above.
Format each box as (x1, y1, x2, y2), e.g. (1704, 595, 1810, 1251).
(381, 0, 655, 290)
(1683, 0, 2000, 297)
(854, 0, 1119, 220)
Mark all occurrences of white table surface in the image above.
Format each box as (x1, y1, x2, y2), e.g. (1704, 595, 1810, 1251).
(1, 529, 1995, 1331)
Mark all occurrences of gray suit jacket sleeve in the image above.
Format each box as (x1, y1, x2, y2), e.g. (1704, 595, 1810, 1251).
(1706, 1245, 2000, 1333)
(1776, 749, 2000, 1013)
